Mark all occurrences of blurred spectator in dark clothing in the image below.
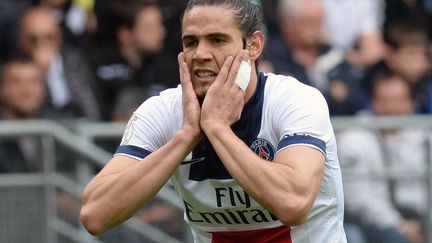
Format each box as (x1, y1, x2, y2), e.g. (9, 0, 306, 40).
(31, 0, 97, 48)
(0, 0, 32, 63)
(0, 56, 60, 172)
(325, 62, 367, 116)
(261, 0, 279, 36)
(18, 7, 103, 120)
(322, 0, 386, 67)
(363, 20, 432, 113)
(260, 0, 335, 87)
(261, 0, 366, 115)
(338, 71, 427, 243)
(385, 0, 432, 39)
(89, 0, 179, 120)
(159, 0, 188, 55)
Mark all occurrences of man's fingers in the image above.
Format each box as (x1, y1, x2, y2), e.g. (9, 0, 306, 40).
(226, 50, 249, 88)
(213, 56, 234, 87)
(178, 52, 185, 82)
(178, 52, 194, 93)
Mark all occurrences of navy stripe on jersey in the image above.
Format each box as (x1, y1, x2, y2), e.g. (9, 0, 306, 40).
(188, 73, 268, 181)
(115, 145, 151, 159)
(277, 134, 326, 153)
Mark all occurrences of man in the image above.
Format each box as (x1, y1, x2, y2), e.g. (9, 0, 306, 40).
(322, 0, 385, 67)
(89, 0, 179, 120)
(337, 72, 426, 243)
(362, 20, 432, 114)
(80, 1, 347, 242)
(261, 0, 366, 116)
(0, 56, 48, 172)
(0, 55, 77, 172)
(18, 7, 102, 120)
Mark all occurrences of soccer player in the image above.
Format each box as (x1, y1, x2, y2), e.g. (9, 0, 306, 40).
(80, 0, 347, 242)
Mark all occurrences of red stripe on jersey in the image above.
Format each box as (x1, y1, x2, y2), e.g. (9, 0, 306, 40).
(211, 226, 291, 243)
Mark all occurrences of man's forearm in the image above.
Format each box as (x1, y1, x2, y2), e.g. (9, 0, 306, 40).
(203, 124, 321, 225)
(81, 129, 201, 235)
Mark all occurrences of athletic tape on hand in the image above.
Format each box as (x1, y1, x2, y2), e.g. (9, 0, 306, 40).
(234, 61, 251, 92)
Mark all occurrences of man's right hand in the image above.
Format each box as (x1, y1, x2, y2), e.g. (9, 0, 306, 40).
(178, 52, 202, 141)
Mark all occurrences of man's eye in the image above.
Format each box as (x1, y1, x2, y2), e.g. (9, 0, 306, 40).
(184, 40, 197, 48)
(213, 38, 225, 44)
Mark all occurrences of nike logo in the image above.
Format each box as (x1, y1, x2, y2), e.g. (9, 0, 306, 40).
(181, 157, 205, 165)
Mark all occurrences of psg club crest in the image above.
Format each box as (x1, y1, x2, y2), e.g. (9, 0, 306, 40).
(250, 138, 275, 161)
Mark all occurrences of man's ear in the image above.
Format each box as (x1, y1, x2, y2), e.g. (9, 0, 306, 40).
(246, 31, 265, 61)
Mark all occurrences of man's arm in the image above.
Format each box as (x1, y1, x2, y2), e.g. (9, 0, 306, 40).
(204, 125, 324, 225)
(80, 129, 200, 236)
(200, 50, 325, 225)
(80, 53, 202, 236)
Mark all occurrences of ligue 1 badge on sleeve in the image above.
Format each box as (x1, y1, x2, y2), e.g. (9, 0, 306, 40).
(121, 115, 138, 145)
(250, 138, 275, 161)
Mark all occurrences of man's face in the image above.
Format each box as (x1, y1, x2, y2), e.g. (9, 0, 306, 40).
(0, 63, 45, 116)
(19, 10, 61, 56)
(132, 6, 166, 54)
(181, 6, 244, 99)
(372, 77, 413, 116)
(280, 1, 325, 48)
(387, 44, 430, 83)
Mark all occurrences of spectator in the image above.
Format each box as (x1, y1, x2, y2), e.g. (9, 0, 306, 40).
(363, 20, 432, 113)
(337, 72, 427, 243)
(0, 0, 32, 63)
(18, 7, 103, 120)
(261, 0, 365, 115)
(261, 0, 339, 88)
(322, 0, 386, 66)
(0, 56, 59, 172)
(261, 0, 280, 36)
(31, 0, 96, 48)
(158, 0, 188, 55)
(89, 0, 179, 120)
(384, 0, 432, 39)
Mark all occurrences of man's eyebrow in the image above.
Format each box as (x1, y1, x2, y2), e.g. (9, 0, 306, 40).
(182, 32, 232, 41)
(182, 35, 196, 42)
(207, 32, 230, 38)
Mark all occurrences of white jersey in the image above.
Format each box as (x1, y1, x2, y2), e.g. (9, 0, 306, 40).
(115, 72, 347, 243)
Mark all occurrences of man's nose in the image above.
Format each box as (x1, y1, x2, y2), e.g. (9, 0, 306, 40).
(192, 42, 212, 62)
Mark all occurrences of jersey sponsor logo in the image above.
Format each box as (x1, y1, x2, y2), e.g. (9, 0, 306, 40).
(183, 186, 279, 226)
(250, 138, 275, 161)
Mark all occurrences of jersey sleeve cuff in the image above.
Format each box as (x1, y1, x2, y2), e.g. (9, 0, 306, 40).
(114, 145, 152, 160)
(277, 134, 326, 155)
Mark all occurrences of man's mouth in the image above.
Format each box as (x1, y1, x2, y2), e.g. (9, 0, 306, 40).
(195, 71, 217, 80)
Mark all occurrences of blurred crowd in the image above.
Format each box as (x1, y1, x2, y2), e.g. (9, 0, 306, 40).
(0, 0, 431, 121)
(0, 0, 431, 242)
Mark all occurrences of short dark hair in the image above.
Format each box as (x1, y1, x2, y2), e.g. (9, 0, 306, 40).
(111, 0, 159, 29)
(370, 70, 413, 100)
(0, 54, 36, 84)
(384, 20, 429, 49)
(182, 0, 265, 40)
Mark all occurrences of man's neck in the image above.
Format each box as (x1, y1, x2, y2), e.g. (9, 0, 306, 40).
(244, 68, 259, 103)
(119, 45, 143, 69)
(2, 109, 38, 120)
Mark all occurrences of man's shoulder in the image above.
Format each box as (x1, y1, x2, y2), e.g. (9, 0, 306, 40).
(264, 72, 323, 100)
(135, 85, 182, 114)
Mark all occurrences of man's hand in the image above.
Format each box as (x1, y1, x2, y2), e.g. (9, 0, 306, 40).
(178, 52, 202, 140)
(200, 50, 249, 132)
